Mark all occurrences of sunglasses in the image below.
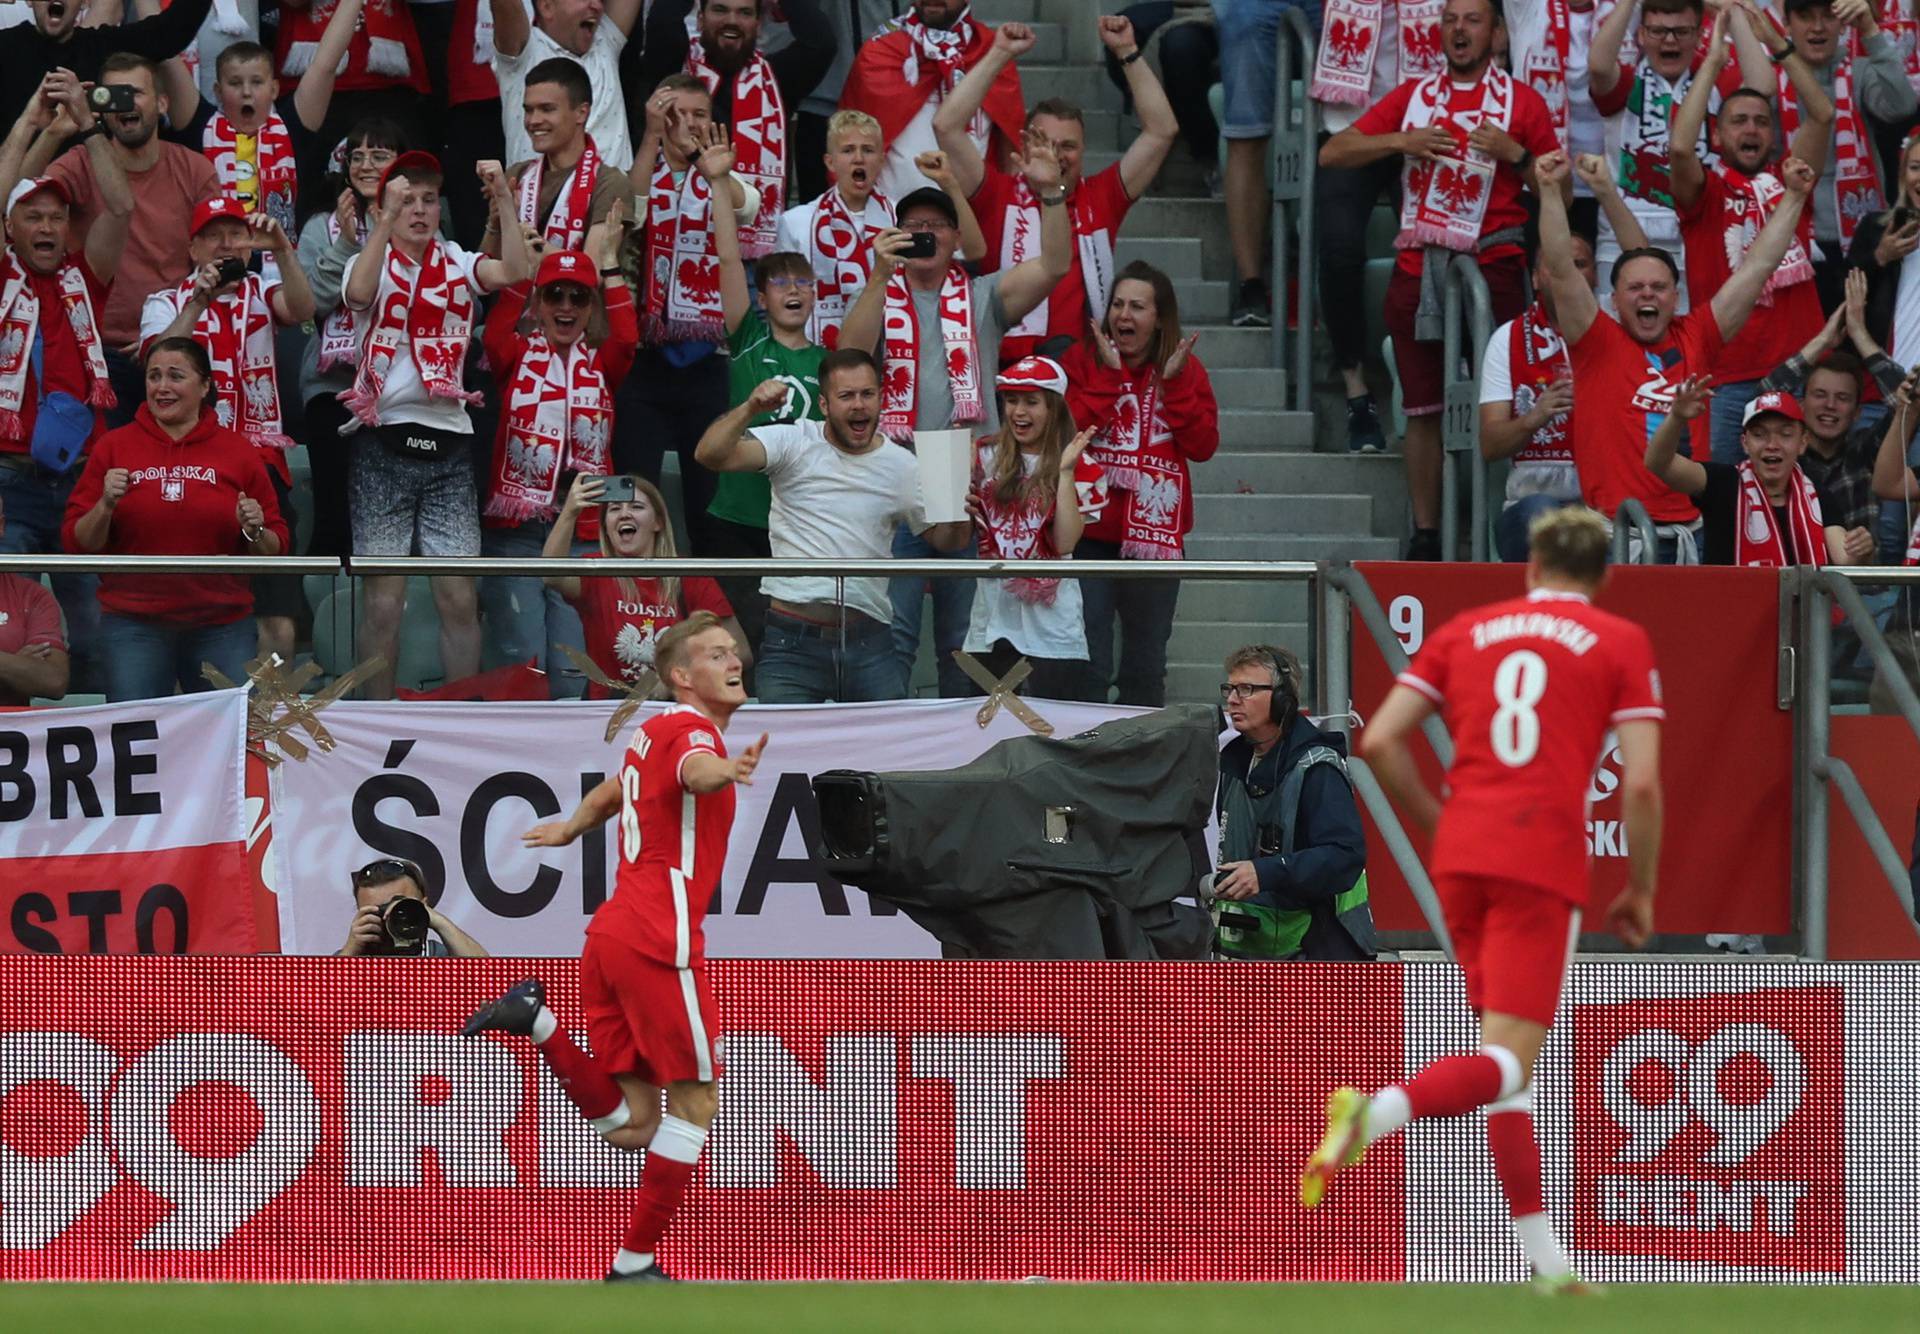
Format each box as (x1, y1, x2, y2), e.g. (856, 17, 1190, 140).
(542, 285, 594, 307)
(351, 857, 425, 891)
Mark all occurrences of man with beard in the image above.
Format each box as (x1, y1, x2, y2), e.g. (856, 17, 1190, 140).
(1320, 0, 1562, 560)
(841, 0, 1026, 203)
(1671, 4, 1832, 462)
(1775, 0, 1915, 308)
(633, 0, 837, 259)
(1643, 379, 1848, 564)
(34, 53, 216, 428)
(0, 0, 212, 129)
(694, 352, 972, 702)
(481, 57, 629, 261)
(1536, 147, 1816, 560)
(492, 0, 645, 171)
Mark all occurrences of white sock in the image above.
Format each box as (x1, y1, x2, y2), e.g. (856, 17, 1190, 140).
(611, 1247, 653, 1274)
(529, 1006, 558, 1044)
(1366, 1086, 1412, 1145)
(649, 1114, 708, 1164)
(1513, 1212, 1571, 1279)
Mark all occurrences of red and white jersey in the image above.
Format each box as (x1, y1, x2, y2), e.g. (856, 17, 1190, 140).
(587, 705, 735, 967)
(1398, 589, 1664, 902)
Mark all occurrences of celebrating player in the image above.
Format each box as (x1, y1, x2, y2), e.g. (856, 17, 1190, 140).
(462, 611, 766, 1283)
(1302, 507, 1665, 1292)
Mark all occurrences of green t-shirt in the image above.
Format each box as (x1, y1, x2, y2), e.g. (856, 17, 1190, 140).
(709, 309, 825, 529)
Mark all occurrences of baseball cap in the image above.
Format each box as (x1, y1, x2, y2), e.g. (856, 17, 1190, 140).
(378, 150, 443, 198)
(5, 177, 71, 214)
(534, 248, 599, 290)
(190, 196, 250, 236)
(895, 185, 959, 229)
(996, 355, 1068, 396)
(1742, 390, 1805, 429)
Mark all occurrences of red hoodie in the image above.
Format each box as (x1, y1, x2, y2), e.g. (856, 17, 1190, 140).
(63, 406, 288, 625)
(1061, 341, 1218, 548)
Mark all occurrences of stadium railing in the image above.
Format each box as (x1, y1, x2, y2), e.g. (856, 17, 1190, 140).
(1610, 499, 1660, 565)
(1270, 6, 1318, 411)
(1799, 566, 1920, 958)
(1440, 253, 1494, 562)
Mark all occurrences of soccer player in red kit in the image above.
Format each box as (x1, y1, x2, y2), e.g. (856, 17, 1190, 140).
(462, 610, 766, 1283)
(1301, 507, 1665, 1292)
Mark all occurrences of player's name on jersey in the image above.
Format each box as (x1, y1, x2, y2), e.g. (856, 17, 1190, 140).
(1469, 611, 1600, 655)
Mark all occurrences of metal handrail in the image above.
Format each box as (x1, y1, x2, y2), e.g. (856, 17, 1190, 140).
(1610, 499, 1659, 565)
(1324, 562, 1453, 767)
(0, 556, 1321, 581)
(1350, 758, 1454, 960)
(1821, 569, 1920, 744)
(1440, 253, 1493, 562)
(1271, 7, 1319, 411)
(0, 556, 342, 575)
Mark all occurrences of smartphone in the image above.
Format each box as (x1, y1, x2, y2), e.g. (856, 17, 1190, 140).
(1893, 205, 1920, 233)
(88, 84, 137, 115)
(215, 257, 249, 287)
(589, 474, 636, 503)
(901, 232, 939, 260)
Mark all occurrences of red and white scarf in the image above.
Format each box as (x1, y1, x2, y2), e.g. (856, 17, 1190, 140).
(1311, 0, 1444, 107)
(340, 240, 480, 427)
(997, 176, 1118, 342)
(685, 27, 787, 258)
(317, 207, 370, 373)
(1615, 62, 1701, 209)
(1395, 66, 1515, 252)
(808, 187, 891, 348)
(1085, 372, 1186, 560)
(641, 155, 725, 345)
(485, 335, 615, 523)
(203, 111, 298, 236)
(1858, 2, 1920, 96)
(972, 440, 1109, 604)
(281, 0, 414, 79)
(880, 263, 981, 442)
(899, 4, 989, 140)
(1508, 303, 1573, 466)
(1779, 62, 1882, 251)
(1522, 0, 1572, 142)
(178, 274, 291, 451)
(1735, 462, 1825, 567)
(518, 138, 600, 253)
(1715, 165, 1816, 306)
(0, 252, 113, 438)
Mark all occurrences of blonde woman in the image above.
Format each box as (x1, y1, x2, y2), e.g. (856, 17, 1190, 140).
(543, 474, 748, 698)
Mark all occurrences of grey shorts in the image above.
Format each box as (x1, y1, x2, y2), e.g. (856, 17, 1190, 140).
(349, 431, 482, 557)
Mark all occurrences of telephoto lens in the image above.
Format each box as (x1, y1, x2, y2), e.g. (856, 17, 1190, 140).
(381, 897, 431, 952)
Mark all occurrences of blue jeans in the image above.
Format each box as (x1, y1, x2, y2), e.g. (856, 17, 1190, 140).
(101, 612, 255, 702)
(1213, 0, 1322, 138)
(754, 611, 904, 703)
(1075, 537, 1181, 706)
(478, 519, 589, 698)
(1707, 377, 1764, 466)
(1495, 494, 1578, 563)
(888, 524, 976, 698)
(0, 459, 99, 690)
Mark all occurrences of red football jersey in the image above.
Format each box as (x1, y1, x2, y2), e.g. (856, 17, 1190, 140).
(1398, 590, 1664, 902)
(587, 706, 736, 967)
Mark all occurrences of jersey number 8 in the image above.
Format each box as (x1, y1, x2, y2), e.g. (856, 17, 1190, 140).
(1491, 649, 1548, 767)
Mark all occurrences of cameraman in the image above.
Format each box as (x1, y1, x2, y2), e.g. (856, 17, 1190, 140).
(339, 858, 490, 957)
(1214, 644, 1375, 962)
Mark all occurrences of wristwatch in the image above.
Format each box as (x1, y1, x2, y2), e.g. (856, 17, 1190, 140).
(600, 266, 624, 277)
(1039, 187, 1068, 207)
(1771, 38, 1796, 64)
(1119, 49, 1143, 66)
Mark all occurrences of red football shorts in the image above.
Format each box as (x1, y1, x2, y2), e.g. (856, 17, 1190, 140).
(1437, 872, 1581, 1028)
(580, 934, 721, 1086)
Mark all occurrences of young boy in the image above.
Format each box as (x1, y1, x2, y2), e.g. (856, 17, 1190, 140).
(775, 108, 894, 348)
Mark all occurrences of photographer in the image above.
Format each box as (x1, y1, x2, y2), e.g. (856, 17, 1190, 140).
(1213, 644, 1375, 962)
(339, 858, 490, 957)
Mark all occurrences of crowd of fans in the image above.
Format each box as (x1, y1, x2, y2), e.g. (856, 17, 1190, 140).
(0, 0, 1234, 708)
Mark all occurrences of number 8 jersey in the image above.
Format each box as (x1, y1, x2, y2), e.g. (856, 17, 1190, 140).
(587, 705, 737, 968)
(1397, 589, 1664, 902)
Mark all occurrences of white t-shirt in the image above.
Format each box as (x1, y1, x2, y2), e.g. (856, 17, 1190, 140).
(138, 275, 283, 352)
(495, 14, 633, 171)
(963, 450, 1088, 662)
(1892, 247, 1920, 366)
(756, 420, 928, 623)
(1480, 315, 1581, 505)
(339, 241, 487, 434)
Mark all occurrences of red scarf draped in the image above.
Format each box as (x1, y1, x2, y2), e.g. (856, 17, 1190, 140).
(641, 156, 724, 345)
(177, 274, 291, 451)
(485, 334, 615, 523)
(1084, 371, 1185, 560)
(1311, 0, 1445, 107)
(0, 252, 113, 437)
(340, 240, 480, 427)
(517, 138, 600, 253)
(277, 0, 428, 93)
(685, 33, 787, 259)
(317, 209, 369, 373)
(1395, 66, 1515, 252)
(807, 188, 891, 348)
(1522, 0, 1571, 141)
(1779, 61, 1881, 250)
(202, 112, 297, 234)
(972, 439, 1109, 603)
(1507, 302, 1573, 466)
(839, 6, 1024, 150)
(880, 263, 980, 442)
(1734, 461, 1825, 567)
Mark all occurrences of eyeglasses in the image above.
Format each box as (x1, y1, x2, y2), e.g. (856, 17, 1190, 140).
(347, 149, 398, 168)
(1643, 23, 1697, 40)
(1219, 683, 1277, 701)
(352, 857, 425, 891)
(542, 286, 594, 307)
(905, 219, 955, 233)
(762, 275, 816, 290)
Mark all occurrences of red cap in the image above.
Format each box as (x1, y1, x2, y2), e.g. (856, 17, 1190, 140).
(190, 196, 251, 236)
(378, 150, 444, 199)
(1741, 390, 1806, 428)
(994, 355, 1068, 396)
(5, 177, 71, 214)
(534, 249, 599, 291)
